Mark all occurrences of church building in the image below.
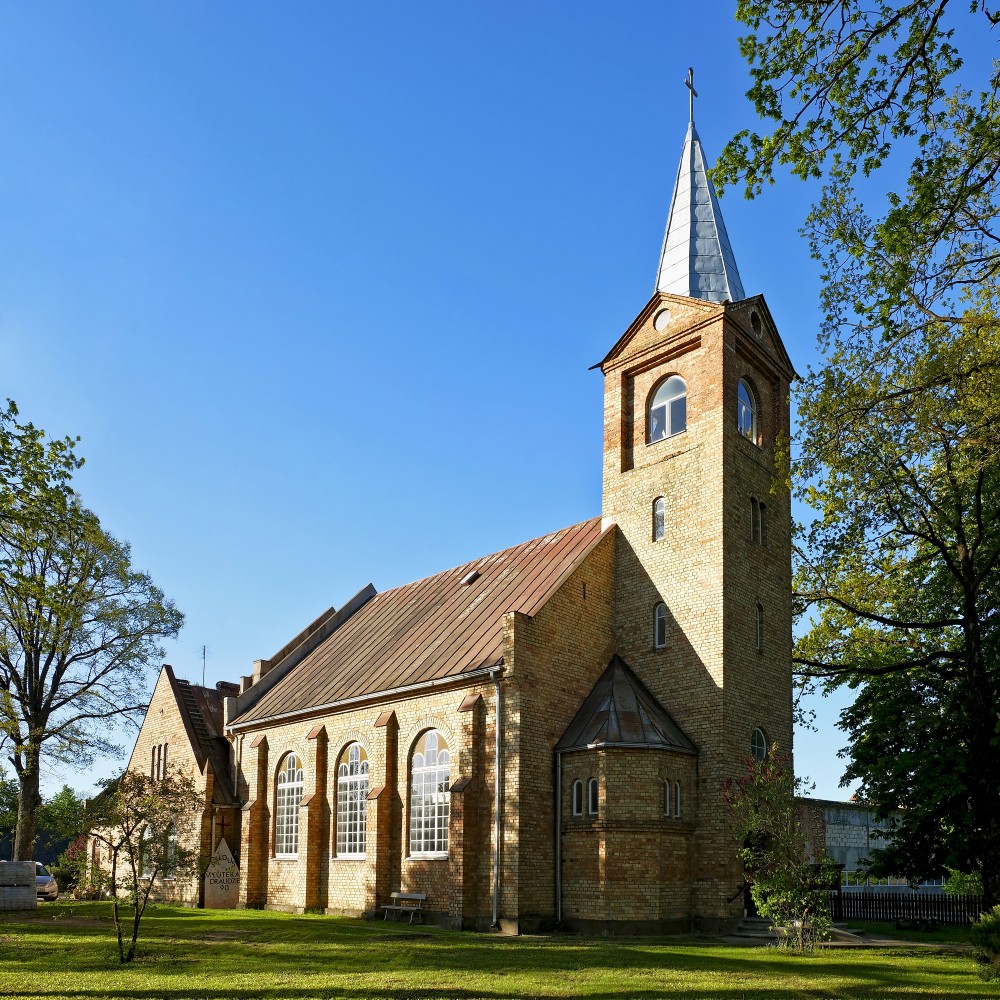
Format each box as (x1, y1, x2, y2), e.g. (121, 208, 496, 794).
(118, 98, 796, 933)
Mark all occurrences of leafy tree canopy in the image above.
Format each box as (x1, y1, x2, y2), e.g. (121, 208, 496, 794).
(0, 400, 183, 860)
(716, 3, 1000, 905)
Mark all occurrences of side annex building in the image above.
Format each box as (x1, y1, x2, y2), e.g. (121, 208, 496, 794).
(112, 111, 796, 933)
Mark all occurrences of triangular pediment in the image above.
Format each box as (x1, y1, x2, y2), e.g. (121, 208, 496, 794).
(727, 295, 798, 381)
(595, 291, 723, 373)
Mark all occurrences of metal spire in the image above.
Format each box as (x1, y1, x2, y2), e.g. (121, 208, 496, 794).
(654, 70, 745, 303)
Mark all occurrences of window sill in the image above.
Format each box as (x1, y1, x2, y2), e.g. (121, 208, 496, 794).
(333, 854, 366, 862)
(405, 853, 448, 862)
(273, 855, 299, 862)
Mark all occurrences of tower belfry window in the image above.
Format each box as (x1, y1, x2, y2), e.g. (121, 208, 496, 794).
(648, 376, 687, 443)
(738, 380, 757, 443)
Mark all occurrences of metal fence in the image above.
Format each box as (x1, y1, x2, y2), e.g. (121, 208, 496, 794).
(830, 890, 985, 925)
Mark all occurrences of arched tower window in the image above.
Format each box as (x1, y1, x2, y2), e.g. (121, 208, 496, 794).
(409, 730, 450, 856)
(654, 602, 667, 649)
(336, 742, 369, 857)
(653, 497, 666, 541)
(674, 781, 682, 819)
(663, 779, 671, 816)
(572, 780, 583, 817)
(648, 375, 687, 443)
(738, 379, 757, 443)
(587, 777, 599, 815)
(275, 753, 304, 857)
(751, 728, 768, 762)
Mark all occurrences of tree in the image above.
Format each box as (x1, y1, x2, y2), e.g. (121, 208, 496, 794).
(722, 748, 838, 950)
(37, 784, 85, 856)
(714, 4, 1000, 905)
(0, 400, 184, 859)
(86, 769, 201, 963)
(0, 769, 17, 859)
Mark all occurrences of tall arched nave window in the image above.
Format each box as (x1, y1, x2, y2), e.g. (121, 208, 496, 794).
(410, 730, 450, 856)
(336, 742, 369, 857)
(275, 753, 304, 857)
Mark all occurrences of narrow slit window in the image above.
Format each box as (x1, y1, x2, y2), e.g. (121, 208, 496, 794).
(759, 503, 768, 546)
(663, 779, 671, 817)
(674, 781, 682, 819)
(738, 379, 757, 443)
(587, 777, 598, 816)
(654, 603, 667, 649)
(653, 497, 666, 542)
(572, 780, 583, 817)
(755, 603, 763, 652)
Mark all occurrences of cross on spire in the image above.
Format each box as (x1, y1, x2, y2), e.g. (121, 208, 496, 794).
(686, 67, 697, 124)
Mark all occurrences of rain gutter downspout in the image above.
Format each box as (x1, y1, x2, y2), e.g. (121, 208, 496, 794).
(555, 749, 563, 926)
(490, 665, 503, 928)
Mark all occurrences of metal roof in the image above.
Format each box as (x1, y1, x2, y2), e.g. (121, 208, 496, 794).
(233, 517, 609, 727)
(163, 666, 239, 806)
(654, 121, 745, 304)
(556, 655, 696, 753)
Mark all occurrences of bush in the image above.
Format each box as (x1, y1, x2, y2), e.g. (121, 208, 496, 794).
(971, 904, 1000, 980)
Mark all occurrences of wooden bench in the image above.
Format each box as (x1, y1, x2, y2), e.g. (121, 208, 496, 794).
(381, 891, 426, 924)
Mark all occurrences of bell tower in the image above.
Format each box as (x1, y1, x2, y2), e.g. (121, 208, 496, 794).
(597, 73, 797, 928)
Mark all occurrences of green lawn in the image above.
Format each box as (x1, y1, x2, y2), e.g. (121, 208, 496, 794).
(0, 902, 993, 1000)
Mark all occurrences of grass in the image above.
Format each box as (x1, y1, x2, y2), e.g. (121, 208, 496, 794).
(0, 901, 994, 1000)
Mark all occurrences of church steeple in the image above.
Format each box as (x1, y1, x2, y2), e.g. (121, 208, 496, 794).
(654, 69, 745, 304)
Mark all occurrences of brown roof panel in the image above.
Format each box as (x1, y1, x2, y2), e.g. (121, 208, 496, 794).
(555, 655, 697, 753)
(234, 517, 606, 726)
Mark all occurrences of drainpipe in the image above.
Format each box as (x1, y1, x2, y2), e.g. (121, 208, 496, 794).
(490, 666, 503, 928)
(555, 749, 563, 925)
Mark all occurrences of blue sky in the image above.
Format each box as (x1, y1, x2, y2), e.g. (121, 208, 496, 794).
(3, 2, 984, 800)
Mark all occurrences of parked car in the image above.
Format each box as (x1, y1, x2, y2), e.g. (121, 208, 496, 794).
(35, 862, 58, 901)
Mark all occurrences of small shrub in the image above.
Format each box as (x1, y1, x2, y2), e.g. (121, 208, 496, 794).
(971, 904, 1000, 980)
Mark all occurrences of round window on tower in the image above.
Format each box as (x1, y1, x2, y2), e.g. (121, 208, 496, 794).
(653, 308, 671, 332)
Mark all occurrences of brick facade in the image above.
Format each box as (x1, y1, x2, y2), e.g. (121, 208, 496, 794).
(112, 265, 794, 935)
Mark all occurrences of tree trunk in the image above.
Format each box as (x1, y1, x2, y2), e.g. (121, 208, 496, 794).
(13, 750, 41, 861)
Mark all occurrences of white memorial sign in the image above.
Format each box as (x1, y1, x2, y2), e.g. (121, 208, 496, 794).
(204, 838, 240, 908)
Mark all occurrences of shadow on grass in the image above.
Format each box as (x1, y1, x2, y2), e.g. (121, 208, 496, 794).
(0, 903, 991, 1000)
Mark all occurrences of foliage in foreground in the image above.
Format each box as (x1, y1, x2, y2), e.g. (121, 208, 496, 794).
(714, 3, 1000, 906)
(971, 904, 1000, 981)
(0, 902, 989, 1000)
(0, 399, 183, 860)
(86, 769, 202, 963)
(723, 748, 838, 950)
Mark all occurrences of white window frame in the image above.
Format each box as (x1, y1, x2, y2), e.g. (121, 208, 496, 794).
(751, 728, 767, 762)
(336, 743, 369, 858)
(275, 753, 304, 858)
(648, 375, 687, 443)
(409, 730, 450, 857)
(571, 779, 583, 817)
(587, 777, 598, 816)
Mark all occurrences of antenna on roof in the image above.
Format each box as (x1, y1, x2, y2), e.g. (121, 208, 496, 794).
(202, 644, 207, 687)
